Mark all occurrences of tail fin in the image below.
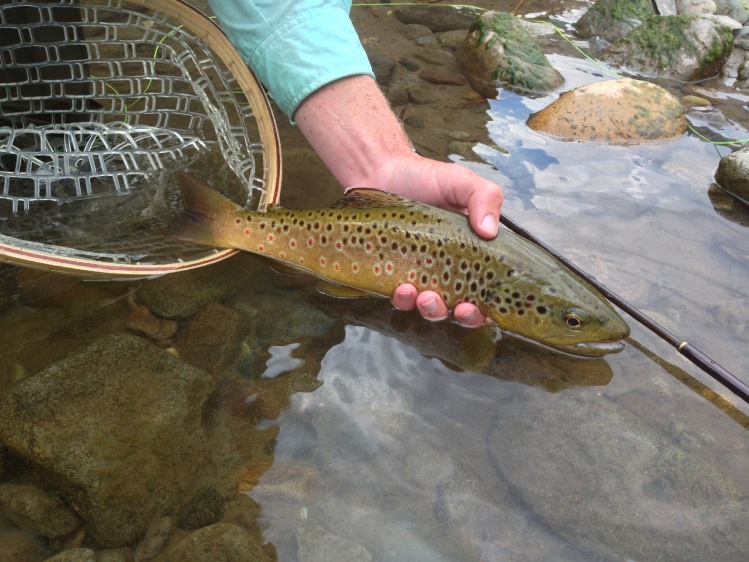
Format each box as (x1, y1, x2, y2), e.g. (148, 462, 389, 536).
(168, 172, 244, 248)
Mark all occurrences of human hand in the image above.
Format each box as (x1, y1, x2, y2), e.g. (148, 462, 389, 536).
(381, 153, 503, 328)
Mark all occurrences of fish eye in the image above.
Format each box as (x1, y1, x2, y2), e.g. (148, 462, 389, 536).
(563, 309, 585, 329)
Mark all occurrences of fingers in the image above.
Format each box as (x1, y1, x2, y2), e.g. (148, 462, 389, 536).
(393, 285, 487, 326)
(453, 302, 486, 329)
(416, 291, 450, 322)
(456, 170, 503, 240)
(391, 283, 418, 311)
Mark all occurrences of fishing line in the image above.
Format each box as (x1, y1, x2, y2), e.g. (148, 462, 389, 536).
(499, 213, 749, 405)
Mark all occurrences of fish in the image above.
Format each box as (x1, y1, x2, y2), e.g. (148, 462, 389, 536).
(169, 172, 630, 357)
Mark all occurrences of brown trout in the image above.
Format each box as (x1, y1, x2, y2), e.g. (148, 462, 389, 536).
(169, 172, 630, 357)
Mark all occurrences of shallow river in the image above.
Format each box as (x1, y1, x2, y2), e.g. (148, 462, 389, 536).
(1, 1, 749, 560)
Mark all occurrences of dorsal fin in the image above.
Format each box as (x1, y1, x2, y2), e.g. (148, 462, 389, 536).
(330, 188, 414, 209)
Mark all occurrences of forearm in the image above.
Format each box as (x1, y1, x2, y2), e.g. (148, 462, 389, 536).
(294, 74, 413, 189)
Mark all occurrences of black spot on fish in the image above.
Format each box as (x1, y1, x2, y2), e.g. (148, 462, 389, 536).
(343, 225, 349, 233)
(499, 307, 508, 314)
(443, 272, 450, 282)
(507, 269, 515, 277)
(460, 262, 468, 270)
(470, 282, 477, 292)
(455, 282, 463, 292)
(517, 309, 525, 316)
(512, 292, 520, 299)
(326, 224, 333, 231)
(537, 306, 548, 314)
(486, 272, 494, 280)
(474, 263, 481, 272)
(526, 294, 536, 301)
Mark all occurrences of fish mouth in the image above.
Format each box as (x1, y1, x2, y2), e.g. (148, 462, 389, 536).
(555, 340, 626, 357)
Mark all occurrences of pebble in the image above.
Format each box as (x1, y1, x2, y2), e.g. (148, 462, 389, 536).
(0, 529, 49, 562)
(398, 57, 420, 71)
(400, 23, 432, 40)
(177, 487, 227, 531)
(418, 69, 468, 85)
(296, 518, 372, 562)
(43, 548, 95, 562)
(126, 305, 178, 342)
(408, 86, 438, 104)
(0, 483, 80, 539)
(133, 516, 173, 562)
(157, 523, 270, 562)
(403, 115, 425, 128)
(413, 49, 458, 66)
(415, 35, 438, 47)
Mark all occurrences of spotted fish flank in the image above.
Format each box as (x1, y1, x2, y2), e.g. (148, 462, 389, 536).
(169, 172, 630, 357)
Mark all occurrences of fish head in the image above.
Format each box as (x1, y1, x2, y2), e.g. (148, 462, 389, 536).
(484, 272, 630, 357)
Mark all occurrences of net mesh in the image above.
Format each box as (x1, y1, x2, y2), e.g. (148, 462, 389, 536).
(0, 0, 278, 270)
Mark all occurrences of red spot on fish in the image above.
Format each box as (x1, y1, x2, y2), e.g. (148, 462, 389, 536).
(267, 234, 275, 243)
(320, 257, 327, 267)
(408, 270, 417, 281)
(258, 245, 265, 252)
(373, 264, 382, 275)
(334, 262, 341, 271)
(425, 257, 434, 267)
(290, 239, 297, 249)
(352, 263, 360, 273)
(244, 229, 251, 236)
(299, 257, 305, 265)
(385, 262, 394, 275)
(364, 242, 373, 253)
(335, 242, 344, 251)
(308, 238, 314, 247)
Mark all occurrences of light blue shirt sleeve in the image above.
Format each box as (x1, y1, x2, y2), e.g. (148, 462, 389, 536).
(207, 0, 374, 119)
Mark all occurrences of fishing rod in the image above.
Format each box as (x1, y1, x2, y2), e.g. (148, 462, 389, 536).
(499, 213, 749, 405)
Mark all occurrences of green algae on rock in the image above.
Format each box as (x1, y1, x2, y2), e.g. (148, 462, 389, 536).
(527, 78, 686, 144)
(575, 0, 655, 43)
(602, 14, 735, 81)
(457, 11, 564, 98)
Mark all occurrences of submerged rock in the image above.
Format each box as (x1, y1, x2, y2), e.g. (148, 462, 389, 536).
(527, 78, 686, 143)
(575, 0, 655, 43)
(0, 333, 222, 547)
(296, 518, 372, 562)
(602, 14, 735, 81)
(156, 523, 270, 562)
(456, 11, 564, 97)
(394, 5, 481, 32)
(488, 392, 749, 560)
(715, 145, 749, 204)
(0, 483, 80, 539)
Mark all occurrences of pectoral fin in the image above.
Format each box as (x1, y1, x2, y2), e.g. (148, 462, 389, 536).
(316, 281, 371, 299)
(456, 324, 502, 371)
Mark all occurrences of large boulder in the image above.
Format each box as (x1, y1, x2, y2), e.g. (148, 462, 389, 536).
(715, 146, 749, 204)
(0, 333, 229, 547)
(575, 0, 656, 42)
(456, 11, 564, 97)
(527, 78, 686, 144)
(602, 14, 735, 81)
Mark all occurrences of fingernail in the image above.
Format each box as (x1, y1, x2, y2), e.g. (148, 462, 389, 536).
(422, 296, 439, 314)
(481, 214, 498, 235)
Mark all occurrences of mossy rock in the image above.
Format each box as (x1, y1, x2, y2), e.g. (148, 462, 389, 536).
(575, 0, 655, 42)
(456, 11, 564, 97)
(602, 14, 734, 81)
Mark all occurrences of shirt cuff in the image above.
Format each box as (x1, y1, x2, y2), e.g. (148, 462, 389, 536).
(235, 7, 374, 119)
